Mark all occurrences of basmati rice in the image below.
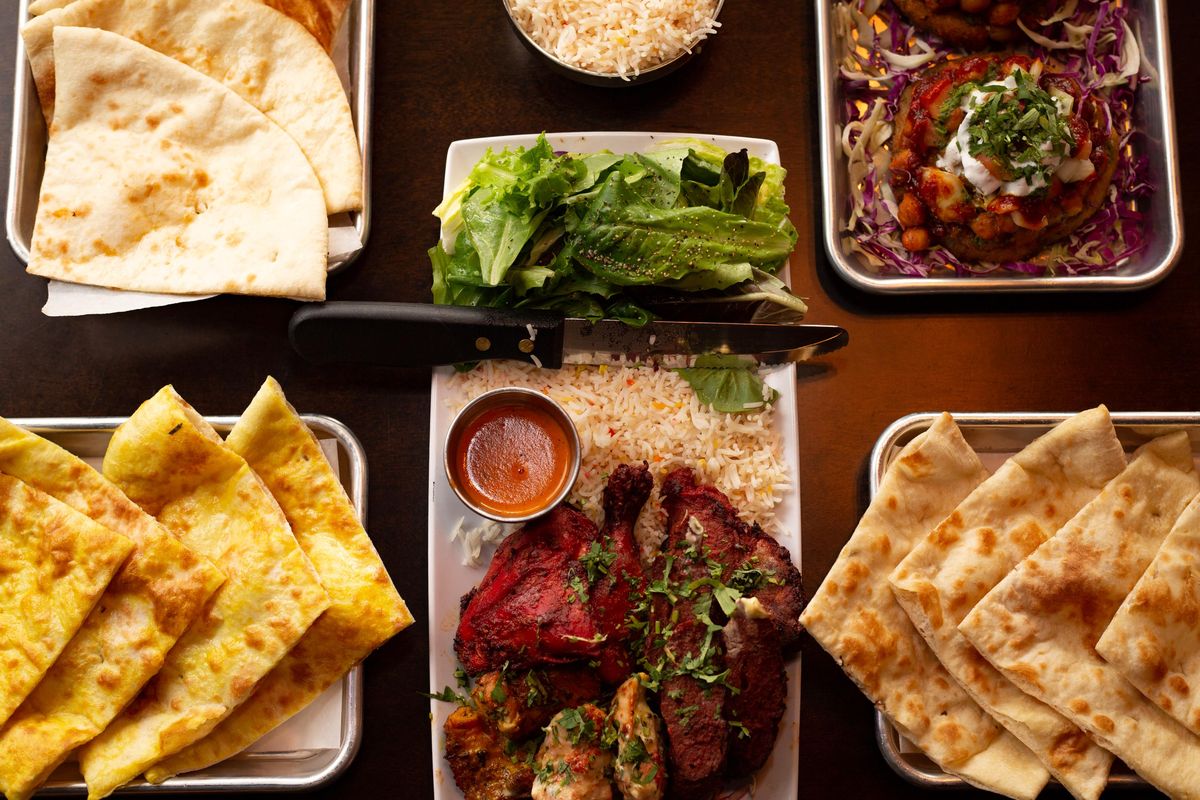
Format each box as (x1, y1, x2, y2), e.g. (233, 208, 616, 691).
(509, 0, 722, 80)
(447, 361, 791, 559)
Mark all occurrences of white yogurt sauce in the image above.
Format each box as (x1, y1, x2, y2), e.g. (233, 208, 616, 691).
(936, 76, 1094, 198)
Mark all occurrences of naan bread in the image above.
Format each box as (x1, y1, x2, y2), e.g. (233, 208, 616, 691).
(801, 414, 1049, 799)
(23, 0, 362, 214)
(27, 0, 73, 14)
(0, 419, 224, 800)
(27, 27, 328, 300)
(262, 0, 352, 51)
(0, 474, 132, 729)
(145, 378, 412, 782)
(78, 386, 330, 799)
(29, 0, 351, 53)
(889, 407, 1125, 800)
(1095, 492, 1200, 735)
(961, 434, 1200, 799)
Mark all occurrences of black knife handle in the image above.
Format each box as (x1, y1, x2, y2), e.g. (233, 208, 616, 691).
(289, 302, 566, 368)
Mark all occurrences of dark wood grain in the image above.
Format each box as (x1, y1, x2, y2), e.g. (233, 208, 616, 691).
(0, 1, 1194, 797)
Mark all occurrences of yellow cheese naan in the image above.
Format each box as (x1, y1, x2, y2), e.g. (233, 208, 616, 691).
(0, 475, 132, 730)
(147, 377, 412, 781)
(0, 418, 224, 800)
(78, 387, 329, 799)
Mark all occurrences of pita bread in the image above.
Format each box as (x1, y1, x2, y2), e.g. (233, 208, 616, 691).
(78, 386, 330, 799)
(801, 414, 1049, 799)
(262, 0, 352, 51)
(0, 474, 133, 729)
(961, 433, 1200, 799)
(889, 407, 1126, 800)
(0, 418, 224, 800)
(23, 0, 363, 214)
(1095, 492, 1200, 735)
(27, 27, 328, 300)
(145, 378, 412, 782)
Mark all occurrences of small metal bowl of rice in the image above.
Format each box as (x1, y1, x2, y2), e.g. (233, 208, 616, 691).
(501, 0, 725, 87)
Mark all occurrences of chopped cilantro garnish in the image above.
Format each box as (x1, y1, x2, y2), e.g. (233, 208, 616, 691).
(580, 539, 619, 583)
(421, 686, 469, 706)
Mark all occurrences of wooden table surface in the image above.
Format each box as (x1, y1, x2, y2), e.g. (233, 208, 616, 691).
(0, 1, 1194, 798)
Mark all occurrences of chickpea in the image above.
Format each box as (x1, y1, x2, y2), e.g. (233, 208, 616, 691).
(970, 213, 1001, 240)
(988, 2, 1021, 25)
(960, 0, 992, 13)
(902, 227, 931, 251)
(890, 148, 920, 179)
(898, 193, 928, 227)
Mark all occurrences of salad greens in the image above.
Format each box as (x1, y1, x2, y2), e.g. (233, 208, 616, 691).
(675, 355, 780, 414)
(430, 135, 805, 326)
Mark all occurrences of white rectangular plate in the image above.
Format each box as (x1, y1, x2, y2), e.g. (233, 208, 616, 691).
(426, 132, 802, 800)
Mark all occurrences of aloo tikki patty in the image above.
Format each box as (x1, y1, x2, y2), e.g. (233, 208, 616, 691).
(889, 53, 1118, 263)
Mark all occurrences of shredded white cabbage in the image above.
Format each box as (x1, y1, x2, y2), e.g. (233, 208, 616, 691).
(1017, 18, 1092, 49)
(841, 99, 892, 232)
(1040, 0, 1079, 25)
(1100, 20, 1142, 88)
(451, 516, 519, 567)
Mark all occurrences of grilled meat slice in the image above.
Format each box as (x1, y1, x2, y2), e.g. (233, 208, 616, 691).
(611, 675, 668, 800)
(723, 599, 787, 777)
(592, 463, 652, 683)
(471, 666, 603, 740)
(646, 469, 742, 799)
(742, 524, 804, 650)
(533, 704, 614, 800)
(455, 505, 603, 675)
(649, 468, 803, 797)
(443, 706, 535, 800)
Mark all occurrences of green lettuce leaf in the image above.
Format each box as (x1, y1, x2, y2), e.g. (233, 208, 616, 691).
(675, 355, 779, 414)
(567, 173, 795, 287)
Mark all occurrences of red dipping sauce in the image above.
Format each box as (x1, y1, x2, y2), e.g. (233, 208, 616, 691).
(452, 400, 575, 519)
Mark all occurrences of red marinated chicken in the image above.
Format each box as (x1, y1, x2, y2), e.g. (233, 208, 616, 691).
(455, 505, 603, 675)
(455, 465, 651, 682)
(591, 463, 652, 682)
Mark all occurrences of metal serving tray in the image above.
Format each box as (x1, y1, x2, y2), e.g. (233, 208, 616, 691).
(11, 414, 365, 795)
(866, 410, 1200, 789)
(5, 0, 375, 273)
(816, 0, 1182, 293)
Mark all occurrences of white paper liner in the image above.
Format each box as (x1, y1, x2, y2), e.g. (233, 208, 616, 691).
(40, 16, 363, 317)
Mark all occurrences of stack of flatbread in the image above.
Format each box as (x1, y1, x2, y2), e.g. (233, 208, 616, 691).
(0, 378, 411, 800)
(21, 0, 363, 301)
(803, 407, 1200, 799)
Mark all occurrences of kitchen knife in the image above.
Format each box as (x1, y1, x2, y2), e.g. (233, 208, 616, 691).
(289, 302, 848, 368)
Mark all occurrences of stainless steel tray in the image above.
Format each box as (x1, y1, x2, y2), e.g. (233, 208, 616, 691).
(5, 0, 374, 274)
(867, 410, 1200, 789)
(11, 414, 365, 795)
(816, 0, 1182, 293)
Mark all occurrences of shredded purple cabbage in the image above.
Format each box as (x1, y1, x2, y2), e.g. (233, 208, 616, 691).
(839, 0, 1150, 278)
